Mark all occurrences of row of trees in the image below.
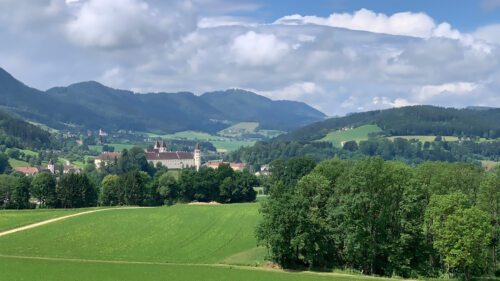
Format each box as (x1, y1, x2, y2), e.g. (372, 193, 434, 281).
(100, 164, 258, 206)
(1, 146, 259, 209)
(257, 157, 500, 280)
(229, 138, 500, 167)
(0, 173, 96, 209)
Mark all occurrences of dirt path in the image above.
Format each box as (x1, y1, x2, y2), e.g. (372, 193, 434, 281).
(0, 207, 146, 238)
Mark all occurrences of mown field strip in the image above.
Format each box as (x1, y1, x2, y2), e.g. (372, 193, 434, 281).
(0, 254, 392, 280)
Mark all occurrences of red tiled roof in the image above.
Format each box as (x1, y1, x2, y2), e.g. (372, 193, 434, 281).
(15, 167, 40, 175)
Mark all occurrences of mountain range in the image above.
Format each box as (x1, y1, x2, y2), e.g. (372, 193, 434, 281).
(0, 67, 326, 133)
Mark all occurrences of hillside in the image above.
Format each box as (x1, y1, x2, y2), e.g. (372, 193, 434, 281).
(0, 110, 52, 149)
(201, 89, 326, 131)
(0, 67, 326, 133)
(280, 105, 500, 142)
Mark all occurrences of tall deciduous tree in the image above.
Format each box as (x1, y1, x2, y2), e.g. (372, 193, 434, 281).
(31, 173, 57, 208)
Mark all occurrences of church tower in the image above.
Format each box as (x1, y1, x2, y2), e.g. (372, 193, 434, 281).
(159, 140, 167, 153)
(194, 143, 201, 171)
(48, 159, 55, 174)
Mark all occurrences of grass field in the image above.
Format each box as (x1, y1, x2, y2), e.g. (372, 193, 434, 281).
(319, 125, 383, 147)
(0, 256, 391, 281)
(8, 158, 29, 168)
(89, 143, 138, 152)
(218, 122, 259, 137)
(0, 204, 398, 281)
(148, 131, 225, 141)
(0, 204, 261, 264)
(482, 160, 500, 170)
(211, 140, 255, 152)
(0, 209, 83, 232)
(387, 135, 460, 142)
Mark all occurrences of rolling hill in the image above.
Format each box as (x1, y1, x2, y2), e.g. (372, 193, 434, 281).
(280, 105, 500, 142)
(0, 67, 326, 133)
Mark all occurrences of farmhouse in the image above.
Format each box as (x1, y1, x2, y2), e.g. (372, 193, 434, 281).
(145, 141, 201, 171)
(95, 152, 122, 168)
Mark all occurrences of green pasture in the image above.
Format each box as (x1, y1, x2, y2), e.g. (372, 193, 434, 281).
(0, 209, 82, 232)
(89, 143, 138, 152)
(0, 256, 392, 281)
(148, 131, 224, 141)
(0, 204, 261, 264)
(8, 158, 29, 168)
(218, 122, 259, 137)
(211, 140, 255, 152)
(319, 125, 383, 147)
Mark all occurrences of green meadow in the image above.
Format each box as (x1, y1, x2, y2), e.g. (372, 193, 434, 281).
(319, 125, 383, 147)
(0, 204, 399, 281)
(8, 158, 29, 168)
(0, 209, 82, 232)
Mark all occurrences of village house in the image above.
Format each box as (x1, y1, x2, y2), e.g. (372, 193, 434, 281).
(94, 152, 122, 168)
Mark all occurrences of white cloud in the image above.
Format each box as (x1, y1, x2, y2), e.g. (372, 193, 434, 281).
(415, 82, 479, 102)
(66, 0, 197, 48)
(275, 9, 437, 38)
(230, 31, 290, 66)
(257, 82, 319, 100)
(474, 24, 500, 45)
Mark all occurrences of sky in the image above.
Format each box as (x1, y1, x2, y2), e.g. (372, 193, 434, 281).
(1, 0, 500, 116)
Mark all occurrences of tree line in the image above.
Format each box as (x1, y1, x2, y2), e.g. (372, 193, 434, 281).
(0, 147, 258, 209)
(228, 137, 500, 168)
(257, 157, 500, 280)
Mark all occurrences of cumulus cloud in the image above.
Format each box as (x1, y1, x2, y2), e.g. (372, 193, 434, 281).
(230, 31, 290, 66)
(276, 9, 437, 38)
(257, 82, 320, 100)
(66, 0, 197, 48)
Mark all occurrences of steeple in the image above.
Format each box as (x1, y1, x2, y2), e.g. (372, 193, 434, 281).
(159, 140, 167, 153)
(194, 143, 201, 171)
(48, 159, 55, 174)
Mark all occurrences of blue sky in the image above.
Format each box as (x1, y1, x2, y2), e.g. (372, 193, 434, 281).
(0, 0, 499, 115)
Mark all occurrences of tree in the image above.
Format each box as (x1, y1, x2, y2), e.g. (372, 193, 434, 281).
(292, 173, 333, 268)
(433, 208, 493, 280)
(157, 173, 178, 205)
(31, 173, 57, 208)
(0, 152, 11, 174)
(342, 140, 358, 152)
(10, 176, 31, 209)
(120, 171, 149, 205)
(100, 175, 122, 206)
(57, 173, 97, 208)
(477, 168, 500, 270)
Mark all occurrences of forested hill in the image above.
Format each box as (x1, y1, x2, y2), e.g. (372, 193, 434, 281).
(280, 105, 500, 142)
(201, 90, 326, 130)
(0, 67, 326, 133)
(0, 110, 52, 149)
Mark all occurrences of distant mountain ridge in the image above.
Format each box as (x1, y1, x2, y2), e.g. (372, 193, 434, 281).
(280, 105, 500, 141)
(0, 67, 326, 133)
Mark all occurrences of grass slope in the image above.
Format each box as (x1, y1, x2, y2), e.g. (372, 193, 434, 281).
(0, 256, 387, 281)
(8, 158, 29, 168)
(319, 125, 382, 147)
(0, 209, 82, 232)
(0, 204, 261, 264)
